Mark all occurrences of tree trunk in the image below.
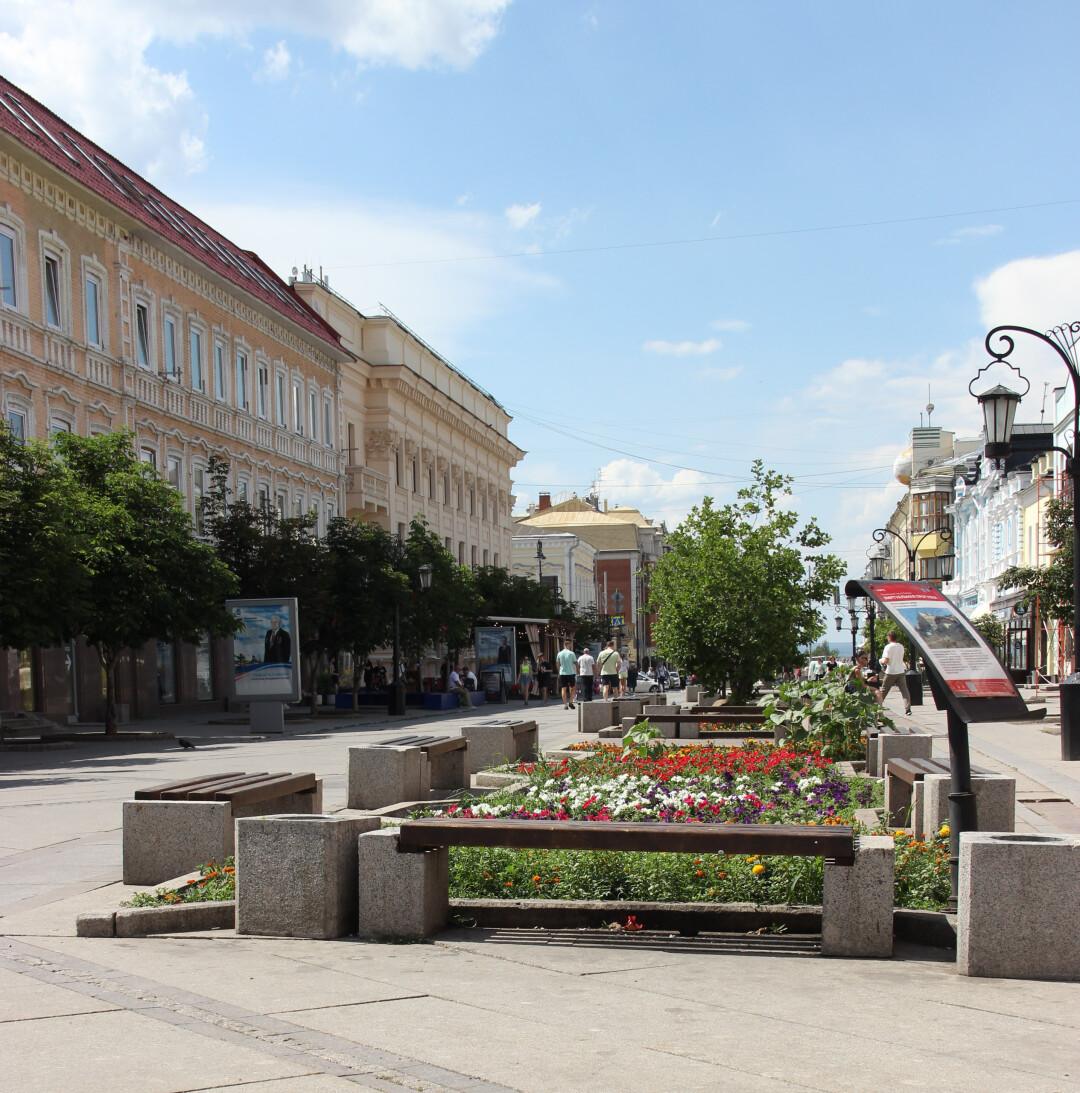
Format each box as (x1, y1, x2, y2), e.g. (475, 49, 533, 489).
(98, 648, 118, 735)
(307, 652, 319, 716)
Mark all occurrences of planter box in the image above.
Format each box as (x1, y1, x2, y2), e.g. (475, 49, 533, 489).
(76, 900, 235, 937)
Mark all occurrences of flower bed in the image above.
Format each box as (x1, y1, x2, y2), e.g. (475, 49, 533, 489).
(121, 858, 236, 908)
(425, 742, 947, 910)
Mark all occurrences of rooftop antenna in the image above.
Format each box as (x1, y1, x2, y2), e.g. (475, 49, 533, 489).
(925, 384, 934, 427)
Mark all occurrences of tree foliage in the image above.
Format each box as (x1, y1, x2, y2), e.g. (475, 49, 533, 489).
(0, 424, 86, 650)
(647, 461, 845, 703)
(57, 432, 237, 732)
(473, 566, 555, 620)
(998, 495, 1072, 621)
(969, 613, 1005, 653)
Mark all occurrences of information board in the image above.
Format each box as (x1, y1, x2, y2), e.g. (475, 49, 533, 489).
(227, 597, 301, 702)
(864, 581, 1018, 699)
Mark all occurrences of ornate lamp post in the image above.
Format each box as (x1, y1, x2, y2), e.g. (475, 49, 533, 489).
(535, 538, 546, 583)
(388, 563, 433, 717)
(971, 320, 1080, 760)
(871, 524, 954, 583)
(865, 543, 888, 670)
(845, 594, 861, 659)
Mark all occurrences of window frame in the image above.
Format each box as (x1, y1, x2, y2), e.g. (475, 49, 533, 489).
(257, 362, 269, 420)
(235, 349, 249, 412)
(213, 340, 227, 402)
(83, 266, 104, 349)
(189, 323, 205, 393)
(134, 299, 153, 369)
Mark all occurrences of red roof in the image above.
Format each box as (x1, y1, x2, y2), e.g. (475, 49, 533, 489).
(0, 76, 344, 354)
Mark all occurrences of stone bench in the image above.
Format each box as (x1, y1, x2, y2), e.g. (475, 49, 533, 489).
(866, 725, 932, 777)
(358, 819, 893, 958)
(630, 712, 767, 739)
(458, 718, 538, 773)
(884, 757, 996, 829)
(347, 735, 470, 811)
(123, 772, 322, 885)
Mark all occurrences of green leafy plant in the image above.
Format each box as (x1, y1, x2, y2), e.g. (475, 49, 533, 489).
(764, 668, 892, 760)
(622, 719, 665, 759)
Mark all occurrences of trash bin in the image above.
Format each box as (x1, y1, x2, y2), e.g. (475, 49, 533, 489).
(905, 669, 923, 707)
(1060, 673, 1080, 761)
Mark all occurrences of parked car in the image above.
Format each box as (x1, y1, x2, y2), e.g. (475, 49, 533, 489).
(667, 671, 681, 688)
(633, 673, 662, 694)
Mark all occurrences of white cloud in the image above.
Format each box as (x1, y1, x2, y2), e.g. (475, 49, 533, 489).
(0, 0, 511, 179)
(935, 223, 1003, 246)
(505, 202, 542, 229)
(710, 318, 749, 332)
(643, 338, 722, 356)
(198, 195, 559, 351)
(862, 305, 887, 317)
(698, 365, 741, 380)
(257, 40, 291, 82)
(582, 9, 599, 30)
(597, 459, 727, 526)
(709, 210, 723, 227)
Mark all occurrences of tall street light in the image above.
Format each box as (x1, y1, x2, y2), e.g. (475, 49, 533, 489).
(388, 562, 434, 717)
(866, 543, 888, 670)
(871, 524, 954, 584)
(971, 320, 1080, 760)
(535, 538, 545, 583)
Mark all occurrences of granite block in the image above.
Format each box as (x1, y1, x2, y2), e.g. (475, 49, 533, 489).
(122, 800, 232, 886)
(912, 781, 925, 837)
(577, 700, 618, 734)
(958, 832, 1080, 980)
(685, 685, 702, 703)
(874, 732, 932, 778)
(76, 911, 116, 937)
(821, 835, 894, 958)
(235, 813, 380, 939)
(426, 741, 469, 792)
(460, 719, 536, 772)
(347, 746, 428, 810)
(357, 828, 449, 939)
(922, 772, 1015, 834)
(614, 698, 645, 720)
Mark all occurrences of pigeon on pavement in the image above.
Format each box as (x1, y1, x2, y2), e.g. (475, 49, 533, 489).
(178, 738, 197, 749)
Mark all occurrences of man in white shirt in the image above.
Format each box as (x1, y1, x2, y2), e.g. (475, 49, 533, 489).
(879, 631, 911, 715)
(449, 665, 472, 708)
(577, 647, 596, 702)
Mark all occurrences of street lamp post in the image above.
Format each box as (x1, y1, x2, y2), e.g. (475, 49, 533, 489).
(865, 543, 888, 671)
(388, 563, 434, 717)
(972, 321, 1080, 761)
(535, 539, 545, 584)
(871, 525, 954, 583)
(846, 594, 861, 659)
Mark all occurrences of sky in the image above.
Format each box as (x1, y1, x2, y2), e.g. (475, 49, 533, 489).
(6, 0, 1080, 579)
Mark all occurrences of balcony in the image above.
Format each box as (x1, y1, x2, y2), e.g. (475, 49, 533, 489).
(345, 464, 391, 521)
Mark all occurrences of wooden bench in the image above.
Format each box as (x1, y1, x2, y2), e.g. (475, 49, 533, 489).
(884, 756, 993, 830)
(360, 819, 898, 956)
(397, 817, 856, 864)
(635, 712, 767, 738)
(124, 771, 322, 885)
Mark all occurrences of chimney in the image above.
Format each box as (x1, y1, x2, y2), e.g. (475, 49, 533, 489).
(538, 492, 551, 511)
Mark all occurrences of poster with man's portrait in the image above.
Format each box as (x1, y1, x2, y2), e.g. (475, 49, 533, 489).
(475, 626, 516, 682)
(227, 597, 301, 701)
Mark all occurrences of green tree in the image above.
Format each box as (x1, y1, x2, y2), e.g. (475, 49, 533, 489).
(0, 424, 85, 650)
(647, 461, 844, 703)
(323, 516, 397, 708)
(998, 496, 1072, 621)
(969, 613, 1005, 654)
(398, 516, 482, 678)
(473, 566, 555, 620)
(57, 432, 237, 733)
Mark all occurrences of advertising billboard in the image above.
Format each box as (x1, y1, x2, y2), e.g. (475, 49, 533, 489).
(865, 581, 1018, 699)
(475, 626, 516, 682)
(227, 597, 301, 702)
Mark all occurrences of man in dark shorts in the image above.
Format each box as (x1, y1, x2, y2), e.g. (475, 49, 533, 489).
(555, 639, 577, 710)
(597, 639, 621, 699)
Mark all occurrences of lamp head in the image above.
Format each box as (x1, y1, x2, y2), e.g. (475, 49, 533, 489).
(868, 542, 888, 581)
(976, 384, 1022, 460)
(418, 564, 433, 591)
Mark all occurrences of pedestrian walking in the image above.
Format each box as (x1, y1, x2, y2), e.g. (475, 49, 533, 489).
(879, 631, 912, 715)
(627, 659, 638, 692)
(536, 655, 553, 704)
(597, 640, 621, 699)
(517, 655, 533, 705)
(577, 646, 596, 702)
(618, 654, 629, 696)
(556, 639, 577, 710)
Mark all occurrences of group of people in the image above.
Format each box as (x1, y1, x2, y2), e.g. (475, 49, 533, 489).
(551, 638, 637, 708)
(806, 632, 914, 716)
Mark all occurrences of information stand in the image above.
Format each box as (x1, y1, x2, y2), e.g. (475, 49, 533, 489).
(846, 579, 1030, 908)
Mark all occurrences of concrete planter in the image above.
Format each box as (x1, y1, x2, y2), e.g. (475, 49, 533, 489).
(76, 900, 235, 937)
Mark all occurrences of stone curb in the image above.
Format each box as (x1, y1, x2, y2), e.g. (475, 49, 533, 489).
(77, 901, 235, 937)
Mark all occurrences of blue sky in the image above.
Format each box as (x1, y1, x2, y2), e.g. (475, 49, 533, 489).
(5, 0, 1080, 576)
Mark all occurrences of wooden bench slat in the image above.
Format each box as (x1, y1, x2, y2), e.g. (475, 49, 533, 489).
(887, 757, 994, 783)
(187, 772, 289, 800)
(134, 773, 245, 800)
(218, 772, 317, 809)
(160, 773, 270, 800)
(397, 818, 854, 864)
(422, 737, 466, 756)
